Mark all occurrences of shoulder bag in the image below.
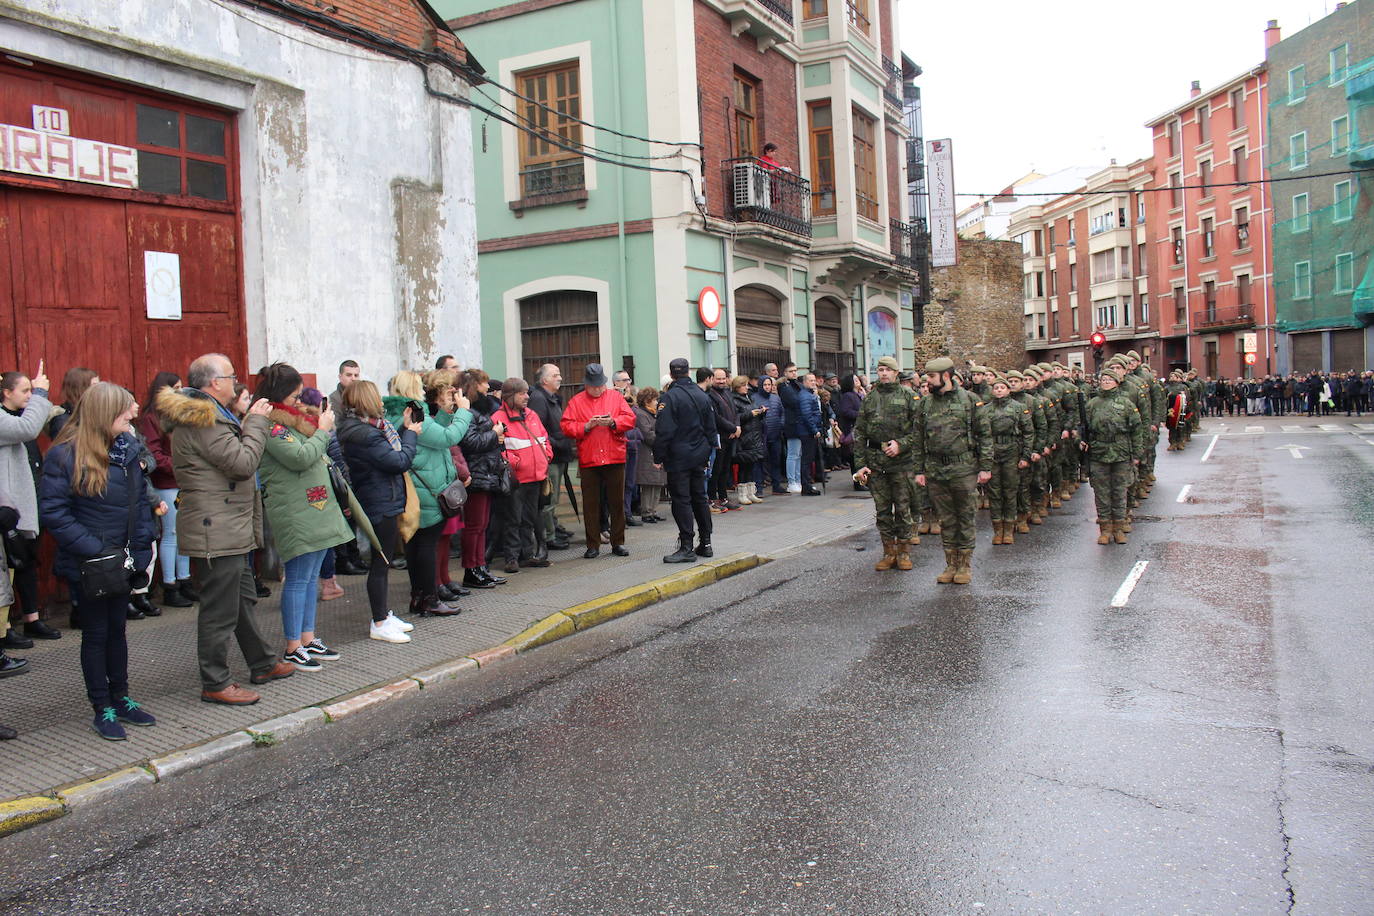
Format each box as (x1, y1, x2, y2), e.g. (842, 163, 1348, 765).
(413, 469, 468, 518)
(80, 471, 137, 598)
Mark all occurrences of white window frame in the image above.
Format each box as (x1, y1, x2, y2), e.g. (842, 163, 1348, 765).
(1293, 261, 1312, 300)
(1334, 253, 1354, 293)
(1291, 194, 1310, 232)
(1290, 132, 1308, 170)
(497, 42, 597, 204)
(1330, 44, 1349, 86)
(1332, 116, 1350, 156)
(1288, 65, 1306, 104)
(1332, 180, 1354, 223)
(1139, 295, 1149, 326)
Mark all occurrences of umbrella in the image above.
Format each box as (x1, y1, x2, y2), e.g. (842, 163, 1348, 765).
(343, 483, 389, 566)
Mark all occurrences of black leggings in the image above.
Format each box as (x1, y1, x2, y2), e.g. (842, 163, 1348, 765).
(405, 519, 444, 599)
(366, 514, 399, 623)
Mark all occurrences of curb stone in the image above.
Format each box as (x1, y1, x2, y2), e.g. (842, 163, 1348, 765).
(0, 550, 773, 837)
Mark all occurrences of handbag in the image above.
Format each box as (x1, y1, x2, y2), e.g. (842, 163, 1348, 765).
(413, 470, 468, 518)
(398, 473, 420, 542)
(80, 474, 137, 598)
(495, 458, 515, 496)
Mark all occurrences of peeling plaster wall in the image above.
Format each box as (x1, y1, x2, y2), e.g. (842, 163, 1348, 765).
(0, 0, 479, 385)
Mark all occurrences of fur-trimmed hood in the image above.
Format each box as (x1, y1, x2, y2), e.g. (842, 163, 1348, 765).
(267, 403, 321, 437)
(156, 387, 221, 431)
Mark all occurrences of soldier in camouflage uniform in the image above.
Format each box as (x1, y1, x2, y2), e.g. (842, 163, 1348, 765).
(1005, 370, 1046, 533)
(1051, 363, 1084, 500)
(853, 356, 921, 571)
(914, 376, 939, 535)
(984, 374, 1033, 545)
(968, 366, 993, 510)
(1081, 365, 1144, 544)
(1022, 366, 1057, 523)
(1186, 370, 1204, 438)
(915, 357, 991, 584)
(1164, 370, 1190, 450)
(1126, 350, 1166, 496)
(1106, 354, 1151, 506)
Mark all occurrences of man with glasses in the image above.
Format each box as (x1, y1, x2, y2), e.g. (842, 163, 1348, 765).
(158, 353, 291, 706)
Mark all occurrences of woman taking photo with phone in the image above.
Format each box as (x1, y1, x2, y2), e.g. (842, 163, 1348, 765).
(254, 363, 353, 670)
(39, 382, 158, 741)
(404, 369, 471, 617)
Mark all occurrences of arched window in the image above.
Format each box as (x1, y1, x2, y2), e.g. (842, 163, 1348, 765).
(734, 285, 790, 377)
(814, 296, 854, 377)
(519, 290, 598, 401)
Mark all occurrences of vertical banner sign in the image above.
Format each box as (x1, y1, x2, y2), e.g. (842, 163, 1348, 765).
(927, 138, 957, 268)
(145, 251, 182, 320)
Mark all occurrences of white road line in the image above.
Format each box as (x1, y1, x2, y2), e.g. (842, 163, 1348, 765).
(1246, 426, 1263, 433)
(1111, 561, 1149, 608)
(1282, 425, 1302, 432)
(1200, 435, 1219, 462)
(1356, 423, 1374, 431)
(1176, 484, 1192, 503)
(1319, 424, 1341, 431)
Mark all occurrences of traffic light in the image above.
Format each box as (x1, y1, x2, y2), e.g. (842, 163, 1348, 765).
(1090, 330, 1106, 363)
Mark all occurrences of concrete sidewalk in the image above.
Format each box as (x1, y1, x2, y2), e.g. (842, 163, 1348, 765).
(0, 484, 873, 802)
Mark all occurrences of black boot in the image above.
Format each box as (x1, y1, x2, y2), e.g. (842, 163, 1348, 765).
(478, 565, 507, 585)
(664, 538, 697, 564)
(125, 602, 145, 621)
(130, 594, 161, 617)
(412, 593, 459, 618)
(23, 619, 60, 640)
(694, 540, 713, 558)
(176, 578, 200, 601)
(463, 567, 494, 590)
(254, 577, 271, 599)
(0, 652, 29, 677)
(1, 628, 33, 650)
(160, 583, 194, 608)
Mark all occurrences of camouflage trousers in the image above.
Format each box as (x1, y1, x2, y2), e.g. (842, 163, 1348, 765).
(1091, 460, 1133, 520)
(987, 457, 1020, 521)
(1030, 456, 1048, 505)
(1168, 423, 1186, 448)
(926, 472, 979, 550)
(1017, 461, 1032, 515)
(1064, 433, 1082, 480)
(868, 469, 916, 540)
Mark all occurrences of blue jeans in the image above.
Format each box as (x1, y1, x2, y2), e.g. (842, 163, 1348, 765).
(280, 549, 328, 642)
(785, 438, 801, 486)
(154, 486, 190, 584)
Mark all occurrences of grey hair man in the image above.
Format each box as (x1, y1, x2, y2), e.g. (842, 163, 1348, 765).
(528, 363, 574, 549)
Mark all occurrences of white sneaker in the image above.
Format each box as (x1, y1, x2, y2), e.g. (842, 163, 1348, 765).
(369, 618, 410, 643)
(386, 611, 415, 633)
(787, 482, 802, 493)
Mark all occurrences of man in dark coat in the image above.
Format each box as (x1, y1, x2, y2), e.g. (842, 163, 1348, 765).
(654, 358, 716, 563)
(705, 368, 741, 510)
(529, 364, 574, 549)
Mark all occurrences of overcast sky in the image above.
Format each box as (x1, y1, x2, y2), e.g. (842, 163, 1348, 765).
(901, 0, 1342, 201)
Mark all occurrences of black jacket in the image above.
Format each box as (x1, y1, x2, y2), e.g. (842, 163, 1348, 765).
(529, 384, 573, 464)
(460, 410, 506, 492)
(706, 385, 738, 441)
(732, 391, 765, 462)
(653, 378, 715, 472)
(336, 413, 417, 520)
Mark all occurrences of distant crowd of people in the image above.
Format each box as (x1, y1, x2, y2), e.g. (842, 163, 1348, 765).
(1197, 371, 1372, 417)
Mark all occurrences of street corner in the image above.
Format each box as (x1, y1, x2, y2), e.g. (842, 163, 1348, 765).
(57, 766, 156, 810)
(502, 612, 577, 653)
(0, 795, 66, 838)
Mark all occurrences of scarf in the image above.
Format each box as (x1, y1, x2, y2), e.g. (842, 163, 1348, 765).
(270, 401, 320, 427)
(368, 417, 402, 451)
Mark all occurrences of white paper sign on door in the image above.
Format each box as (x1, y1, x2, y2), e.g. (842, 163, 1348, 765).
(145, 251, 182, 320)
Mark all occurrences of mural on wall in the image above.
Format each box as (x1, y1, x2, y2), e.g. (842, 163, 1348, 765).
(866, 308, 897, 378)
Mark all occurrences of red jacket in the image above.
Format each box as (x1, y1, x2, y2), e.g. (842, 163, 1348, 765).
(492, 406, 552, 484)
(138, 410, 177, 489)
(560, 388, 636, 468)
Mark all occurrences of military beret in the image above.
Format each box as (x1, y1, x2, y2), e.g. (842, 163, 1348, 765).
(1024, 366, 1042, 378)
(877, 355, 900, 371)
(925, 356, 955, 373)
(898, 369, 915, 381)
(991, 374, 1011, 386)
(972, 365, 990, 374)
(1004, 369, 1025, 380)
(1126, 349, 1141, 361)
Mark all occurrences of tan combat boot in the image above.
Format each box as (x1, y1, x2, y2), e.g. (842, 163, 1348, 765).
(928, 516, 942, 535)
(1002, 521, 1015, 545)
(1049, 493, 1062, 509)
(1060, 486, 1073, 501)
(1112, 521, 1128, 545)
(918, 519, 931, 535)
(991, 521, 1003, 546)
(936, 549, 958, 584)
(952, 550, 973, 584)
(1016, 513, 1030, 533)
(895, 540, 913, 571)
(909, 530, 920, 546)
(1121, 514, 1133, 534)
(874, 539, 898, 571)
(1028, 507, 1043, 525)
(1096, 520, 1111, 545)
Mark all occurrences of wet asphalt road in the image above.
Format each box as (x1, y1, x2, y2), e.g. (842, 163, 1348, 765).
(2, 420, 1371, 914)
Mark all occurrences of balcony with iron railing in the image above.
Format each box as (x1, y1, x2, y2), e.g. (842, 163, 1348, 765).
(712, 0, 795, 45)
(845, 0, 870, 36)
(512, 159, 588, 212)
(721, 158, 812, 239)
(889, 217, 926, 271)
(882, 56, 903, 108)
(1193, 303, 1254, 330)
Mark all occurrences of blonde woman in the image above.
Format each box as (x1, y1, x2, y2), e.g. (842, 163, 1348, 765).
(39, 383, 158, 741)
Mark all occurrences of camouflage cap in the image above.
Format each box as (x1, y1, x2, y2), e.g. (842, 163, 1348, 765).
(876, 355, 900, 371)
(1004, 369, 1026, 380)
(925, 356, 955, 373)
(1126, 349, 1141, 362)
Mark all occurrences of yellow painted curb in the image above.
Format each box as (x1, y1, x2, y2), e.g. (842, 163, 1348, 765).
(652, 565, 718, 600)
(502, 611, 576, 652)
(563, 583, 660, 630)
(703, 552, 767, 578)
(0, 796, 65, 837)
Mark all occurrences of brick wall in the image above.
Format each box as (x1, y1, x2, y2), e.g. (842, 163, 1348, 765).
(877, 0, 895, 58)
(694, 0, 800, 219)
(253, 0, 466, 62)
(917, 239, 1026, 371)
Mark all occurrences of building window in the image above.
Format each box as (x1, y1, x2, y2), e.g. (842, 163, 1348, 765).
(1049, 269, 1058, 296)
(733, 72, 759, 159)
(1169, 171, 1183, 208)
(1330, 44, 1349, 85)
(1201, 217, 1215, 257)
(1288, 65, 1306, 103)
(1167, 119, 1180, 158)
(1047, 225, 1056, 248)
(519, 290, 599, 401)
(1232, 145, 1248, 183)
(808, 102, 835, 215)
(1235, 205, 1250, 248)
(1292, 193, 1310, 232)
(1333, 180, 1354, 222)
(1069, 263, 1077, 292)
(1122, 296, 1132, 326)
(1096, 301, 1117, 328)
(1090, 250, 1113, 284)
(1203, 280, 1217, 319)
(803, 0, 827, 19)
(1294, 261, 1312, 299)
(1230, 87, 1246, 129)
(1072, 307, 1080, 334)
(1198, 159, 1212, 196)
(1118, 246, 1130, 279)
(1332, 116, 1350, 156)
(1334, 253, 1355, 292)
(1236, 274, 1251, 307)
(847, 0, 871, 35)
(1140, 294, 1149, 325)
(1050, 309, 1059, 339)
(852, 107, 878, 222)
(1173, 286, 1186, 324)
(133, 103, 233, 201)
(1290, 132, 1308, 170)
(1136, 242, 1146, 275)
(1137, 194, 1146, 224)
(516, 61, 585, 199)
(1197, 104, 1210, 144)
(1172, 226, 1184, 264)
